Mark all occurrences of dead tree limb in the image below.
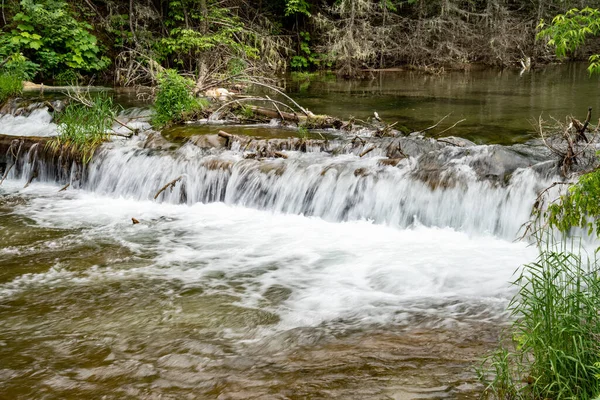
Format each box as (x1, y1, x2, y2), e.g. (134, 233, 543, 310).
(210, 97, 297, 120)
(517, 181, 571, 241)
(576, 107, 592, 143)
(359, 145, 376, 157)
(241, 79, 311, 117)
(154, 176, 183, 200)
(0, 140, 23, 186)
(266, 95, 286, 122)
(432, 119, 466, 137)
(411, 114, 450, 135)
(23, 171, 38, 188)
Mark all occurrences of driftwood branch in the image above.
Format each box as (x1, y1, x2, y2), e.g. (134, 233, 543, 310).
(242, 79, 311, 117)
(359, 145, 376, 157)
(432, 119, 466, 137)
(218, 130, 235, 148)
(23, 171, 38, 188)
(576, 107, 592, 143)
(411, 114, 450, 135)
(266, 95, 286, 122)
(154, 176, 183, 200)
(210, 97, 297, 120)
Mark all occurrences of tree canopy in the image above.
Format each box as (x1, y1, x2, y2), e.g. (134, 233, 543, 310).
(2, 0, 600, 82)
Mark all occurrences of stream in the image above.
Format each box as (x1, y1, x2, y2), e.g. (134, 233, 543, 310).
(0, 65, 595, 399)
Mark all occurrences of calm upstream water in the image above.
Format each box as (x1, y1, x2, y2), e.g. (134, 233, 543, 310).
(0, 64, 589, 398)
(283, 63, 600, 144)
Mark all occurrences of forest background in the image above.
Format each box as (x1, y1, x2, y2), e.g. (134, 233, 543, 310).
(2, 0, 600, 86)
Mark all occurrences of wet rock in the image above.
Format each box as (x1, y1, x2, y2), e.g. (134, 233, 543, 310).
(202, 158, 233, 171)
(437, 136, 476, 147)
(188, 134, 227, 150)
(143, 132, 172, 150)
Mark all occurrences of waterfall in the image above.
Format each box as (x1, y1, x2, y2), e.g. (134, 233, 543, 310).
(1, 105, 556, 240)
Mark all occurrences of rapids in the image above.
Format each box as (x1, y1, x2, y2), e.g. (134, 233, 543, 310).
(0, 94, 560, 398)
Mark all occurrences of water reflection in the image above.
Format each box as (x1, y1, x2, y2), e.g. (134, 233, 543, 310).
(281, 63, 600, 144)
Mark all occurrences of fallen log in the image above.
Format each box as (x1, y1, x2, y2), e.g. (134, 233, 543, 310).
(248, 106, 298, 122)
(218, 130, 234, 148)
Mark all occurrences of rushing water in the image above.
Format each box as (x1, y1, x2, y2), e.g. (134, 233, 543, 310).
(0, 67, 578, 398)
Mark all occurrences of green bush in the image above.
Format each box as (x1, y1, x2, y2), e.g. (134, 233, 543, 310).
(49, 94, 117, 163)
(479, 245, 600, 399)
(0, 74, 23, 104)
(0, 0, 108, 79)
(1, 53, 39, 81)
(152, 69, 207, 128)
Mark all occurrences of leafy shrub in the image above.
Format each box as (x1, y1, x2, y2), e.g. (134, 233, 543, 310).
(54, 70, 80, 85)
(49, 94, 117, 163)
(479, 246, 600, 399)
(152, 69, 207, 128)
(0, 0, 109, 79)
(547, 169, 600, 238)
(0, 74, 23, 104)
(1, 53, 39, 81)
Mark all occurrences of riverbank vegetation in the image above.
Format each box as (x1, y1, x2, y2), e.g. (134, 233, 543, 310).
(476, 10, 600, 398)
(2, 0, 600, 84)
(477, 122, 600, 398)
(48, 94, 117, 163)
(478, 165, 600, 398)
(152, 69, 208, 128)
(0, 73, 21, 104)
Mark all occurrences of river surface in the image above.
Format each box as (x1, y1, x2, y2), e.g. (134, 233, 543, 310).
(0, 65, 583, 398)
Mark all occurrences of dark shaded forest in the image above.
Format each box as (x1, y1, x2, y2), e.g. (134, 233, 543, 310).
(1, 0, 600, 84)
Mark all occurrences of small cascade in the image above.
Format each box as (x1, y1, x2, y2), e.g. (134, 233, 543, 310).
(0, 104, 58, 137)
(0, 132, 555, 240)
(0, 102, 561, 239)
(82, 138, 550, 238)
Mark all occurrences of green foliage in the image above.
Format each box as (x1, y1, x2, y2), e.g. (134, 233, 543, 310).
(51, 94, 117, 163)
(0, 53, 39, 81)
(228, 58, 248, 76)
(476, 347, 522, 400)
(54, 70, 80, 85)
(538, 7, 600, 74)
(158, 4, 260, 69)
(0, 74, 23, 104)
(159, 27, 259, 63)
(285, 0, 311, 17)
(547, 168, 600, 238)
(479, 248, 600, 399)
(152, 69, 207, 128)
(290, 32, 325, 71)
(297, 125, 309, 139)
(0, 0, 109, 78)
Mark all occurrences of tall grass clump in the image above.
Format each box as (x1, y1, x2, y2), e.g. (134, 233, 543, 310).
(151, 69, 208, 128)
(479, 241, 600, 399)
(0, 74, 23, 104)
(49, 94, 117, 163)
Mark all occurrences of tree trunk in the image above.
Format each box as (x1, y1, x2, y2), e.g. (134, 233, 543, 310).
(200, 0, 208, 33)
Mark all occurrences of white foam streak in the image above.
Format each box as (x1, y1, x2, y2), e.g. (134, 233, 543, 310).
(0, 108, 57, 136)
(2, 192, 537, 330)
(81, 141, 548, 239)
